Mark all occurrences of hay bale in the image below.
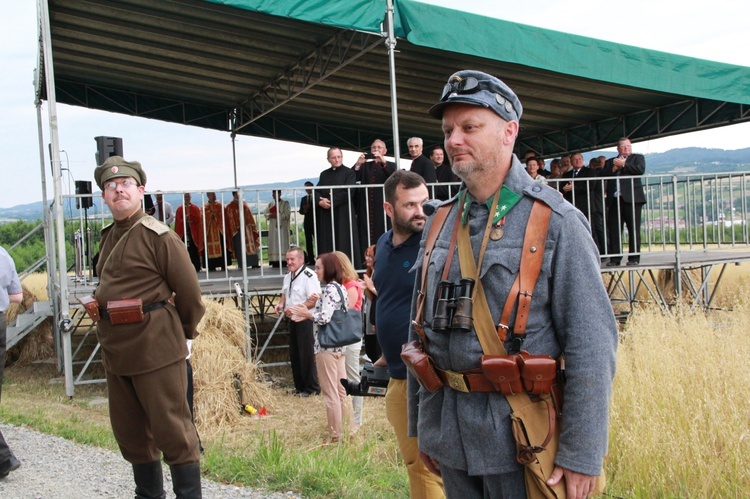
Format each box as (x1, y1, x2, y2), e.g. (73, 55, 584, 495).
(5, 285, 54, 366)
(192, 299, 273, 438)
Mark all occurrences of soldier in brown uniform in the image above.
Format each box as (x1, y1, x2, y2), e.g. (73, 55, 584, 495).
(93, 156, 206, 499)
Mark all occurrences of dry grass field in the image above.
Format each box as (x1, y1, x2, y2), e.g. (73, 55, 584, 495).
(3, 264, 750, 497)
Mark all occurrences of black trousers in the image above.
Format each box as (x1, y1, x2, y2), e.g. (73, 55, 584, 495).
(304, 222, 315, 265)
(184, 237, 202, 272)
(288, 319, 319, 394)
(590, 209, 607, 255)
(607, 198, 643, 263)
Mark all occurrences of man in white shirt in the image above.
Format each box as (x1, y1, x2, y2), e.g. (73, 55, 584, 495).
(274, 247, 321, 396)
(154, 191, 174, 225)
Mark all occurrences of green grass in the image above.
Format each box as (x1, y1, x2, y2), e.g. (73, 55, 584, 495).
(0, 364, 409, 498)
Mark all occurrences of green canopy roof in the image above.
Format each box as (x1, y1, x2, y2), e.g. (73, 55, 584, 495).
(40, 0, 750, 156)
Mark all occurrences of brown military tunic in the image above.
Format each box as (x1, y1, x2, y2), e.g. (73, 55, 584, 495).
(95, 210, 205, 375)
(95, 209, 205, 465)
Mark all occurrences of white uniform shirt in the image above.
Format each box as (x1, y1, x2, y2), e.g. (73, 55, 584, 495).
(281, 266, 320, 308)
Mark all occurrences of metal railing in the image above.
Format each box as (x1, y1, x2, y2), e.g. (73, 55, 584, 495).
(56, 171, 750, 283)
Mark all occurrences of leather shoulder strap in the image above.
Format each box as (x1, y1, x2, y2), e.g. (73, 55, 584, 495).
(499, 200, 552, 349)
(414, 201, 455, 350)
(414, 202, 454, 341)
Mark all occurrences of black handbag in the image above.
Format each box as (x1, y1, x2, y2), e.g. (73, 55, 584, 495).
(317, 283, 363, 348)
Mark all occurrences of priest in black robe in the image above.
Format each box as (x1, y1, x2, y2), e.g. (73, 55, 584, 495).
(314, 147, 362, 267)
(353, 139, 396, 254)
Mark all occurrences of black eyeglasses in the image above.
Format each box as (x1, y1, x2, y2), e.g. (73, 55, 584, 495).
(440, 76, 482, 101)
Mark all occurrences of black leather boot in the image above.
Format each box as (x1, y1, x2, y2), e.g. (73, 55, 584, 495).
(132, 461, 166, 499)
(170, 462, 202, 498)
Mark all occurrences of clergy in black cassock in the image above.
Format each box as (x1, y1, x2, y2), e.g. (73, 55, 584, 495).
(314, 147, 362, 267)
(353, 139, 396, 254)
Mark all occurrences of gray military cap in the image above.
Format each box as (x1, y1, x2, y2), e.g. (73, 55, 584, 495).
(429, 70, 523, 123)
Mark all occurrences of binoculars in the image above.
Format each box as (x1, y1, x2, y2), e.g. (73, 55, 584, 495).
(433, 278, 475, 333)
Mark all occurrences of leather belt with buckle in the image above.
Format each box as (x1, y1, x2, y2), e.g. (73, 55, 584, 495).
(435, 367, 496, 392)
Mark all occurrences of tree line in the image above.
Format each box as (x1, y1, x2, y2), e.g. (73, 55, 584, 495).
(0, 220, 102, 274)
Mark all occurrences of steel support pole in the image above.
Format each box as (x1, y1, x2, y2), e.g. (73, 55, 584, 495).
(385, 0, 401, 168)
(38, 0, 74, 397)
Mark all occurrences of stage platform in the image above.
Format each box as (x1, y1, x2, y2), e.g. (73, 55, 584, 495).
(66, 247, 750, 314)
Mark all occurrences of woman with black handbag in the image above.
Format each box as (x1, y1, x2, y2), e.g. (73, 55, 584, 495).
(335, 251, 365, 434)
(289, 252, 350, 443)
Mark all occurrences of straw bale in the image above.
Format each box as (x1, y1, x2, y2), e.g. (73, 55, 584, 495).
(5, 285, 54, 366)
(192, 299, 274, 438)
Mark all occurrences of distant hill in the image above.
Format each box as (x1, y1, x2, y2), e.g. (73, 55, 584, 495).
(0, 178, 318, 223)
(582, 147, 750, 175)
(2, 147, 750, 223)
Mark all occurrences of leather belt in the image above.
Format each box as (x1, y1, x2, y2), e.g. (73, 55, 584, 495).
(100, 300, 168, 320)
(435, 367, 496, 393)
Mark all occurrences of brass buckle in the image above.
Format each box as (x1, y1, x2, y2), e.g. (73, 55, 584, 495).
(444, 370, 469, 392)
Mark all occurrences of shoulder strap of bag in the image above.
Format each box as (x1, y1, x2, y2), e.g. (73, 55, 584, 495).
(458, 200, 552, 356)
(463, 200, 556, 456)
(330, 282, 347, 311)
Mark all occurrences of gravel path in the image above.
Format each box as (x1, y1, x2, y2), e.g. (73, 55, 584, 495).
(0, 424, 300, 498)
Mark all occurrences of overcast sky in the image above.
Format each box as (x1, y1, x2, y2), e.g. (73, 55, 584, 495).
(2, 1, 748, 208)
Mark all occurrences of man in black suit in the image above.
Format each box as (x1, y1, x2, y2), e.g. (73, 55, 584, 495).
(353, 139, 397, 253)
(586, 157, 607, 255)
(299, 182, 316, 264)
(407, 137, 437, 185)
(561, 152, 590, 216)
(603, 137, 646, 266)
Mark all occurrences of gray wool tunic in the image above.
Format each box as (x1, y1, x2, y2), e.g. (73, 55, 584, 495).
(407, 155, 618, 477)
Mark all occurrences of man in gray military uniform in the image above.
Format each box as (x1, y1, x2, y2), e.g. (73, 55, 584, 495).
(407, 70, 618, 498)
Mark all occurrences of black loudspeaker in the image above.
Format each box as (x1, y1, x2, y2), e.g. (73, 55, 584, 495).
(75, 180, 93, 209)
(94, 136, 124, 165)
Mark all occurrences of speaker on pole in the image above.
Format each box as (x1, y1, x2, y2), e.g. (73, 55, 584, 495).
(75, 180, 93, 209)
(94, 136, 124, 165)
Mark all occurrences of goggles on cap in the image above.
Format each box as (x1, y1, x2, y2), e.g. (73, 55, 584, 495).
(439, 75, 519, 120)
(439, 76, 482, 101)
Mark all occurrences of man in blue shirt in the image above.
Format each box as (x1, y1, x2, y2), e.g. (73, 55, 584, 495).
(373, 170, 445, 498)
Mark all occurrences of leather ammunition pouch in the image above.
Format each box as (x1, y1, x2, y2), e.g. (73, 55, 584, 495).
(400, 341, 443, 393)
(99, 299, 168, 325)
(481, 353, 564, 414)
(517, 353, 557, 396)
(480, 354, 524, 394)
(105, 298, 145, 325)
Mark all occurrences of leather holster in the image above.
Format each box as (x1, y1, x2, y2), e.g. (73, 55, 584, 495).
(78, 295, 101, 323)
(400, 341, 443, 393)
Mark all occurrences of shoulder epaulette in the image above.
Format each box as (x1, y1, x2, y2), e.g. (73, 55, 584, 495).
(140, 216, 170, 235)
(523, 183, 572, 216)
(303, 268, 316, 278)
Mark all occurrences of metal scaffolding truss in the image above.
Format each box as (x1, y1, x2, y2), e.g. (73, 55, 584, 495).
(234, 29, 383, 134)
(605, 252, 750, 315)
